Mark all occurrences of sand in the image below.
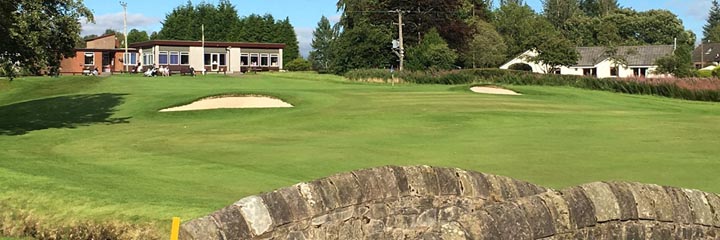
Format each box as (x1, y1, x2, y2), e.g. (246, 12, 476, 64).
(160, 96, 293, 112)
(470, 86, 522, 95)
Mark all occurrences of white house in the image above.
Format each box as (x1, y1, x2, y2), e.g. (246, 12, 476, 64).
(500, 45, 675, 78)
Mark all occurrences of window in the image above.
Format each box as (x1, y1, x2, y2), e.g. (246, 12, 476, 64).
(180, 52, 189, 65)
(261, 54, 269, 66)
(270, 54, 278, 66)
(143, 53, 154, 66)
(123, 53, 137, 65)
(250, 54, 259, 66)
(610, 67, 618, 77)
(241, 54, 249, 66)
(84, 52, 94, 65)
(219, 54, 226, 66)
(204, 54, 211, 65)
(159, 51, 168, 65)
(169, 51, 179, 65)
(552, 68, 560, 74)
(583, 68, 596, 77)
(632, 68, 647, 77)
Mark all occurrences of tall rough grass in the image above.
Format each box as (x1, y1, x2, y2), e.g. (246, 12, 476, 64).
(0, 202, 161, 240)
(344, 68, 720, 102)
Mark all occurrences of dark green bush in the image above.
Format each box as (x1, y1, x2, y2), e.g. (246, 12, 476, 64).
(285, 58, 312, 72)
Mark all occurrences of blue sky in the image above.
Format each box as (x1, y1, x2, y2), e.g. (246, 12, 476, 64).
(81, 0, 712, 57)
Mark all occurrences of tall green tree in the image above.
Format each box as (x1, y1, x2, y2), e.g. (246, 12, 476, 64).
(127, 29, 149, 44)
(406, 28, 458, 71)
(704, 0, 720, 42)
(494, 3, 556, 58)
(309, 16, 338, 72)
(157, 1, 195, 40)
(0, 0, 93, 79)
(543, 0, 580, 28)
(464, 20, 507, 68)
(528, 35, 579, 73)
(331, 23, 393, 74)
(579, 0, 618, 17)
(273, 17, 300, 61)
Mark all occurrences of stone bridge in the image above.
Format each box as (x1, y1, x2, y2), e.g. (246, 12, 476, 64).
(179, 166, 720, 239)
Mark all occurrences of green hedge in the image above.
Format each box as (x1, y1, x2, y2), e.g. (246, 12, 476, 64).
(344, 68, 720, 102)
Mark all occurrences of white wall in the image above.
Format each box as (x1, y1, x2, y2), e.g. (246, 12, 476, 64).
(229, 47, 242, 73)
(189, 46, 204, 70)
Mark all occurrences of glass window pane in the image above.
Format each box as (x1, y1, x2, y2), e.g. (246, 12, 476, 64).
(261, 54, 268, 66)
(204, 54, 211, 65)
(181, 53, 189, 65)
(170, 52, 179, 65)
(84, 53, 94, 65)
(159, 52, 168, 64)
(250, 54, 258, 66)
(270, 55, 278, 66)
(219, 54, 226, 66)
(241, 54, 248, 66)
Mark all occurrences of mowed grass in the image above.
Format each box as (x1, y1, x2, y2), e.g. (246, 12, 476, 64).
(1, 72, 719, 233)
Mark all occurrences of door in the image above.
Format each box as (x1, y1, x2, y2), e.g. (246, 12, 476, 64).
(211, 53, 219, 71)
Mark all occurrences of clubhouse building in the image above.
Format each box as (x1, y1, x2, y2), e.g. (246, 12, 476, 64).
(60, 34, 285, 75)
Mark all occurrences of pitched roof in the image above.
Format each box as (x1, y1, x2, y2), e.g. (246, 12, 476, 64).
(573, 45, 674, 67)
(692, 43, 720, 63)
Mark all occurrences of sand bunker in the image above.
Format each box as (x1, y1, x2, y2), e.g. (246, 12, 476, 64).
(470, 86, 521, 95)
(160, 96, 293, 112)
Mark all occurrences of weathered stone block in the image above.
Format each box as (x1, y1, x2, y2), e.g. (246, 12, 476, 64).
(311, 207, 354, 226)
(704, 192, 720, 228)
(351, 168, 384, 202)
(297, 182, 327, 217)
(623, 222, 646, 240)
(464, 171, 492, 200)
(415, 209, 438, 228)
(683, 189, 714, 226)
(179, 216, 223, 240)
(663, 186, 693, 224)
(490, 175, 521, 200)
(212, 204, 254, 239)
(537, 191, 573, 234)
(312, 179, 342, 211)
(260, 191, 293, 227)
(389, 166, 411, 196)
(286, 231, 307, 240)
(235, 195, 274, 236)
(439, 222, 470, 240)
(327, 173, 363, 207)
(625, 182, 657, 220)
(649, 222, 673, 240)
(643, 184, 675, 222)
(516, 195, 556, 238)
(605, 182, 639, 220)
(513, 179, 546, 197)
(435, 167, 461, 196)
(403, 166, 438, 197)
(580, 182, 621, 222)
(276, 186, 311, 222)
(483, 203, 533, 240)
(373, 166, 401, 198)
(560, 187, 597, 229)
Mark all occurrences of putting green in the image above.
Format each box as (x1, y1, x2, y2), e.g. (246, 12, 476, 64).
(0, 72, 719, 235)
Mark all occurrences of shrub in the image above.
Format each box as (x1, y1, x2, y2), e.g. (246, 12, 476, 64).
(697, 70, 713, 78)
(713, 66, 720, 78)
(344, 68, 720, 102)
(285, 58, 312, 72)
(508, 63, 533, 72)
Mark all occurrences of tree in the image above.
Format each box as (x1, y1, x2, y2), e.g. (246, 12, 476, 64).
(309, 16, 338, 72)
(500, 0, 525, 6)
(704, 0, 720, 42)
(0, 0, 93, 80)
(464, 21, 507, 68)
(494, 3, 539, 57)
(706, 25, 720, 43)
(528, 35, 579, 73)
(127, 29, 149, 44)
(406, 28, 458, 71)
(579, 0, 618, 17)
(331, 23, 393, 74)
(543, 0, 581, 28)
(273, 17, 300, 61)
(158, 1, 196, 40)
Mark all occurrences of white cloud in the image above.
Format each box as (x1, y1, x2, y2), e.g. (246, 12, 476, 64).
(81, 12, 161, 36)
(295, 27, 314, 58)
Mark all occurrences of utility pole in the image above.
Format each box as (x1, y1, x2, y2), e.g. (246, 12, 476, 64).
(391, 10, 405, 72)
(120, 1, 128, 73)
